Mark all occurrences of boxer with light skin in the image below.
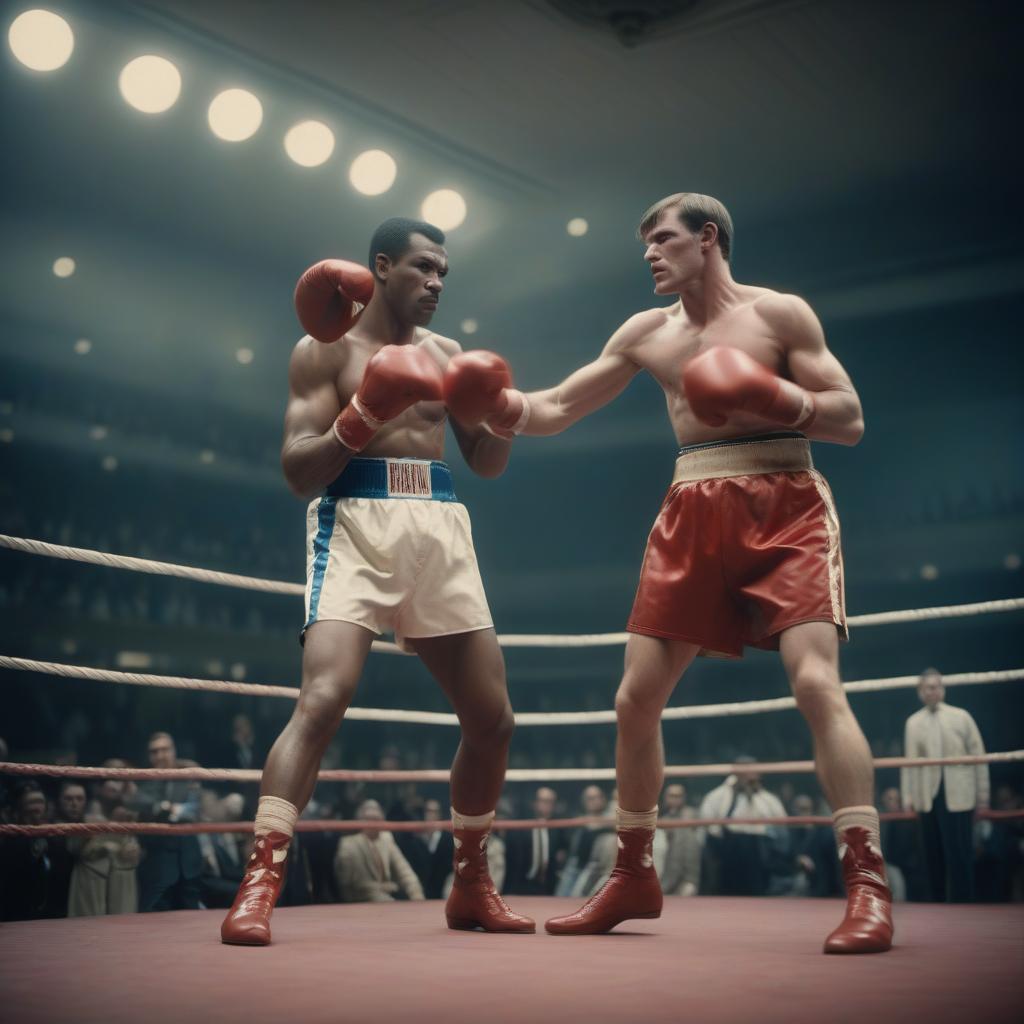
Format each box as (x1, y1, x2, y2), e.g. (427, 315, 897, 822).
(466, 193, 892, 953)
(220, 217, 534, 944)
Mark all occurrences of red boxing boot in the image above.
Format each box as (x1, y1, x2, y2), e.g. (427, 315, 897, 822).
(445, 828, 535, 933)
(545, 828, 662, 935)
(220, 831, 290, 946)
(823, 826, 894, 954)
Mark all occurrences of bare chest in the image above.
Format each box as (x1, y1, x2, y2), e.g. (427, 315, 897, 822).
(635, 306, 785, 395)
(333, 336, 449, 427)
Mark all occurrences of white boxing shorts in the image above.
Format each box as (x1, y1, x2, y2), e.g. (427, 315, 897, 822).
(302, 457, 493, 652)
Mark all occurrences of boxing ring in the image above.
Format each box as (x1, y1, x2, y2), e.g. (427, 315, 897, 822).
(2, 533, 1023, 1023)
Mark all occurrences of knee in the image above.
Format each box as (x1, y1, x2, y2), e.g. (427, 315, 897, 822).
(292, 676, 352, 744)
(615, 681, 664, 734)
(463, 701, 515, 749)
(791, 665, 847, 725)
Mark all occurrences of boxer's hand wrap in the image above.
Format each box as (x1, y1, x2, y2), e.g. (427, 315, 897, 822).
(482, 389, 530, 438)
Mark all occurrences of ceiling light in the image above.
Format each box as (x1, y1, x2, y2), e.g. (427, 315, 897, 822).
(284, 120, 334, 167)
(8, 9, 73, 71)
(349, 149, 397, 195)
(421, 189, 466, 231)
(208, 88, 263, 142)
(119, 55, 181, 114)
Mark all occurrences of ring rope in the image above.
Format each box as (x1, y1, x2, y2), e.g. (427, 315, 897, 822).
(3, 656, 1021, 726)
(1, 535, 1021, 646)
(3, 750, 1019, 785)
(3, 808, 1022, 839)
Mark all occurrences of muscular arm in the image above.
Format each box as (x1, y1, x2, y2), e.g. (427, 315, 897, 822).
(520, 317, 644, 436)
(280, 338, 353, 499)
(762, 295, 865, 446)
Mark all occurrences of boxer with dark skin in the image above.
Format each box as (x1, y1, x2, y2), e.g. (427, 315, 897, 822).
(220, 218, 534, 944)
(472, 193, 893, 953)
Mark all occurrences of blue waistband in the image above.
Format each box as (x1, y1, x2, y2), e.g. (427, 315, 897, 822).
(325, 458, 457, 501)
(677, 431, 805, 457)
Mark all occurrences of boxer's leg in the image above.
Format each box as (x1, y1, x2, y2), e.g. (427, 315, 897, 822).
(546, 634, 697, 935)
(411, 628, 532, 933)
(779, 621, 892, 953)
(222, 620, 373, 945)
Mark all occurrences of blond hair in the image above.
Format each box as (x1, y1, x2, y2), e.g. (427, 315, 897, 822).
(637, 192, 734, 261)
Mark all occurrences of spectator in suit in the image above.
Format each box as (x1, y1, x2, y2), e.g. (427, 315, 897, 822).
(197, 790, 246, 909)
(1, 783, 72, 919)
(769, 794, 837, 897)
(556, 785, 612, 897)
(699, 759, 787, 896)
(68, 775, 140, 917)
(335, 800, 424, 903)
(659, 783, 702, 897)
(126, 731, 203, 912)
(901, 668, 989, 902)
(504, 787, 567, 895)
(418, 797, 455, 899)
(879, 786, 924, 902)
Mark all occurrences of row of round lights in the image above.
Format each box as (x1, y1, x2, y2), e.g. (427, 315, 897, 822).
(8, 9, 471, 228)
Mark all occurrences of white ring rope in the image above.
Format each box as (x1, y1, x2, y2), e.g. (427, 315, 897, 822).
(1, 535, 1021, 649)
(2, 750, 1021, 785)
(2, 656, 1022, 726)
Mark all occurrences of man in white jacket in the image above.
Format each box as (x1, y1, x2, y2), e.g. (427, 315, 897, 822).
(901, 668, 989, 902)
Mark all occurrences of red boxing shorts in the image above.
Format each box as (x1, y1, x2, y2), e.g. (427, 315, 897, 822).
(627, 433, 847, 658)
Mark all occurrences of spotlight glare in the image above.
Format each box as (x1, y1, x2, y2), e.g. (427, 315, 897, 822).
(1005, 553, 1021, 571)
(349, 150, 397, 196)
(89, 425, 108, 441)
(460, 319, 478, 335)
(53, 257, 75, 278)
(73, 338, 92, 355)
(199, 449, 216, 464)
(421, 189, 466, 231)
(119, 55, 181, 114)
(8, 9, 73, 71)
(235, 347, 254, 365)
(208, 88, 263, 142)
(0, 427, 14, 444)
(101, 455, 118, 472)
(567, 217, 589, 237)
(920, 563, 939, 581)
(284, 120, 335, 167)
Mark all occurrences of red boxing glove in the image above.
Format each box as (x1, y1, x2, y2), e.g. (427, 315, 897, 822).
(334, 344, 444, 451)
(294, 259, 375, 343)
(442, 351, 530, 439)
(682, 346, 815, 429)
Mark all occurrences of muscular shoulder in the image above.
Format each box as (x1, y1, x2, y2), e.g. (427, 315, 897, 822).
(606, 307, 671, 355)
(289, 334, 348, 390)
(418, 329, 461, 356)
(753, 291, 823, 348)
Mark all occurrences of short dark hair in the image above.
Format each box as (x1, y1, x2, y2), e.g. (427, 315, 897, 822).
(368, 217, 445, 279)
(637, 192, 734, 261)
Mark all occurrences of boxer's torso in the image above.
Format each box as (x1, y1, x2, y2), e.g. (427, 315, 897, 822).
(315, 327, 454, 460)
(626, 284, 798, 446)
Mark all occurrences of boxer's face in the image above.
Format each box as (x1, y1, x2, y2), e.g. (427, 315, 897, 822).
(378, 233, 448, 326)
(642, 209, 705, 294)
